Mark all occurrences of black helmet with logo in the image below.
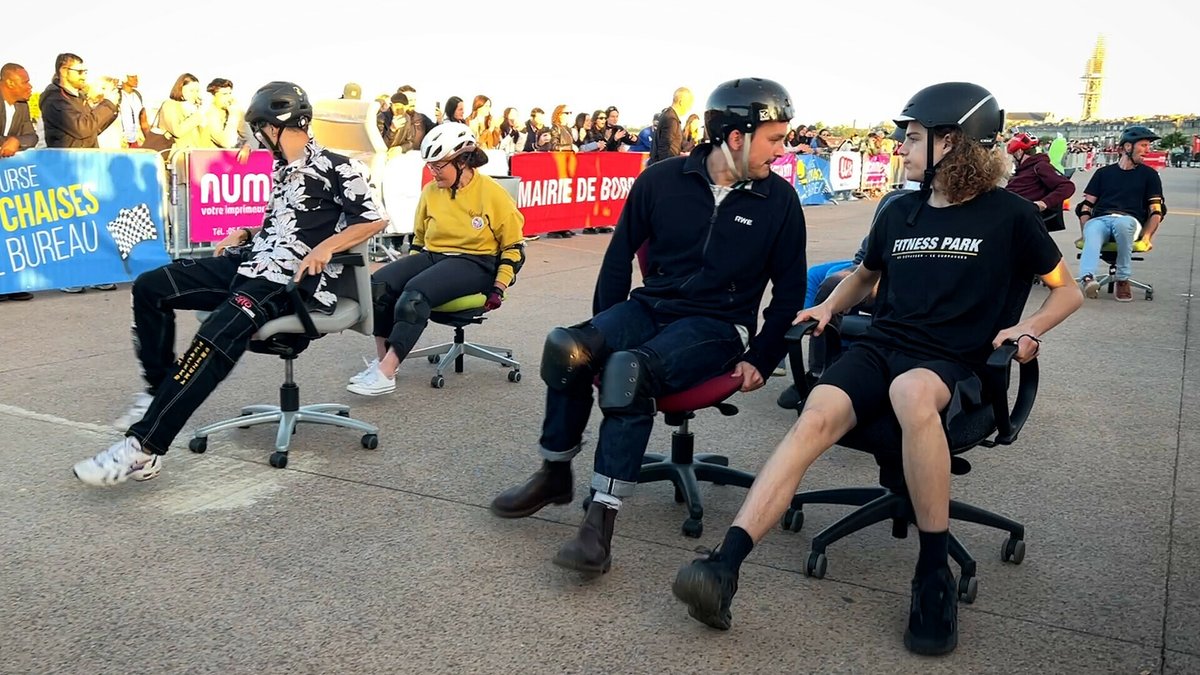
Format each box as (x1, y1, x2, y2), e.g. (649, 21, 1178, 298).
(704, 77, 794, 146)
(894, 82, 1004, 147)
(1119, 125, 1160, 146)
(246, 81, 312, 130)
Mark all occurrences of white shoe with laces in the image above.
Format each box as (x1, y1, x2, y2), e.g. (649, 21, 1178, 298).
(113, 392, 155, 431)
(346, 364, 396, 396)
(348, 356, 381, 386)
(73, 436, 162, 486)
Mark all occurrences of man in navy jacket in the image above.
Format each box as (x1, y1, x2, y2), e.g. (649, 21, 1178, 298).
(491, 78, 808, 575)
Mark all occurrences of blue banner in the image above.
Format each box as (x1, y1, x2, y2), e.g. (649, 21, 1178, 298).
(0, 149, 170, 293)
(795, 155, 833, 206)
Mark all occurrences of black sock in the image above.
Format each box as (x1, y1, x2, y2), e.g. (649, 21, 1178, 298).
(718, 526, 754, 569)
(916, 529, 950, 576)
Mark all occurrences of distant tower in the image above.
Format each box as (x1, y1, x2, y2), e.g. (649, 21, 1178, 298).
(1080, 35, 1106, 120)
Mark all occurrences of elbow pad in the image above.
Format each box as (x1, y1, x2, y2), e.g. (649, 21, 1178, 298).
(1149, 197, 1166, 219)
(1074, 199, 1094, 219)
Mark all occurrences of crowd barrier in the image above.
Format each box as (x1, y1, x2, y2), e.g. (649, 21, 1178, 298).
(0, 149, 172, 294)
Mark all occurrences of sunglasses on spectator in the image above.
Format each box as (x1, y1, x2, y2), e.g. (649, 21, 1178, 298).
(67, 67, 88, 74)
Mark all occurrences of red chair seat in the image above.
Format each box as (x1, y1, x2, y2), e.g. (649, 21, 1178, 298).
(656, 370, 740, 414)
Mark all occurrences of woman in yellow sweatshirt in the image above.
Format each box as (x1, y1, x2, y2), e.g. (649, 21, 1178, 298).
(348, 122, 526, 396)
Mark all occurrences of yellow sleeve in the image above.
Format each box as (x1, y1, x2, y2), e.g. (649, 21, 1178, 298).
(412, 190, 429, 250)
(491, 187, 526, 287)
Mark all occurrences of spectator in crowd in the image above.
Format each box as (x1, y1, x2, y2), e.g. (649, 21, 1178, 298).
(477, 113, 503, 150)
(491, 77, 806, 580)
(680, 113, 702, 154)
(584, 109, 607, 148)
(466, 94, 492, 139)
(40, 52, 120, 293)
(444, 96, 466, 124)
(396, 85, 436, 132)
(204, 78, 251, 150)
(76, 81, 386, 486)
(157, 73, 207, 158)
(600, 106, 635, 151)
(571, 112, 591, 147)
(381, 93, 418, 152)
(522, 107, 546, 152)
(627, 111, 658, 153)
(40, 52, 118, 149)
(347, 123, 525, 396)
(117, 74, 150, 148)
(650, 86, 693, 164)
(1004, 132, 1075, 233)
(549, 104, 576, 152)
(0, 62, 36, 301)
(813, 127, 834, 154)
(498, 106, 523, 154)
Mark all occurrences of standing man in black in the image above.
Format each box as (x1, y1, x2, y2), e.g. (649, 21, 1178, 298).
(38, 53, 118, 149)
(0, 62, 37, 301)
(649, 86, 694, 165)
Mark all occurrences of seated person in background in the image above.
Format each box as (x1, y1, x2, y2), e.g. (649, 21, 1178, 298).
(672, 82, 1083, 656)
(775, 189, 916, 410)
(1075, 125, 1166, 302)
(74, 81, 386, 486)
(489, 78, 807, 576)
(348, 122, 525, 396)
(1004, 132, 1075, 232)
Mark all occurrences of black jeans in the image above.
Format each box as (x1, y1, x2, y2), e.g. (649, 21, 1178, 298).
(128, 255, 292, 454)
(372, 251, 496, 360)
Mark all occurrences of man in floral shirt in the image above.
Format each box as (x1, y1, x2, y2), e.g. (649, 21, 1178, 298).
(73, 81, 387, 487)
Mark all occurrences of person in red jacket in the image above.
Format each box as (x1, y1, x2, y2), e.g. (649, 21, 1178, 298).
(1004, 132, 1076, 232)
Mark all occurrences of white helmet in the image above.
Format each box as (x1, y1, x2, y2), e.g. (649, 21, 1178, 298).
(421, 122, 477, 163)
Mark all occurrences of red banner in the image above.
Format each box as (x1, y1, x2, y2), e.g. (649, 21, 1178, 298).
(508, 151, 645, 235)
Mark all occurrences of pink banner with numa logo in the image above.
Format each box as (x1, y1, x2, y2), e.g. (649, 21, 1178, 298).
(187, 150, 273, 243)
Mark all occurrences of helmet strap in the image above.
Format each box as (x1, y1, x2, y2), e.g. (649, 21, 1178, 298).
(258, 124, 286, 162)
(717, 130, 752, 183)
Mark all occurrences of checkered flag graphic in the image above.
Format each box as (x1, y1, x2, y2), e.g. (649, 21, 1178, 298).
(105, 203, 158, 271)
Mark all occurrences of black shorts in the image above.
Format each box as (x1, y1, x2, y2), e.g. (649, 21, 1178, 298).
(817, 341, 980, 426)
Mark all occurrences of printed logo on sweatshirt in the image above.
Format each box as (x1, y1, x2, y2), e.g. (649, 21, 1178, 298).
(734, 215, 754, 227)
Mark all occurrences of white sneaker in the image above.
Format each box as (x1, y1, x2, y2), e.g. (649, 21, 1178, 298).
(73, 436, 162, 486)
(114, 392, 155, 431)
(348, 356, 381, 386)
(346, 365, 395, 396)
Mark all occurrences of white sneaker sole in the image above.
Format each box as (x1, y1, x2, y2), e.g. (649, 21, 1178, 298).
(346, 381, 396, 396)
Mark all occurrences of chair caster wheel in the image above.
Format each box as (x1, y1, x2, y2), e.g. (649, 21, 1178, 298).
(805, 551, 827, 579)
(782, 508, 804, 532)
(1145, 289, 1154, 300)
(188, 437, 207, 454)
(682, 518, 703, 539)
(269, 452, 288, 468)
(428, 355, 440, 364)
(361, 434, 378, 450)
(430, 375, 445, 389)
(958, 575, 978, 604)
(508, 370, 522, 383)
(1001, 537, 1025, 564)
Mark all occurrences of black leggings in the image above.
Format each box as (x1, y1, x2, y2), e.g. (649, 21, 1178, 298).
(372, 251, 496, 360)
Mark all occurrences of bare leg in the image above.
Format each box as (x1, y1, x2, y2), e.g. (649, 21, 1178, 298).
(375, 337, 388, 361)
(889, 369, 952, 532)
(379, 347, 401, 379)
(732, 385, 857, 542)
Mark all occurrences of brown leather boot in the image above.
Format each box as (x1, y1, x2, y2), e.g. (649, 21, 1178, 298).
(490, 460, 573, 518)
(553, 501, 618, 574)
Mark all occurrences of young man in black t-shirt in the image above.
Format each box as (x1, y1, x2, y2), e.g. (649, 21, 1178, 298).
(673, 82, 1083, 656)
(1076, 125, 1166, 302)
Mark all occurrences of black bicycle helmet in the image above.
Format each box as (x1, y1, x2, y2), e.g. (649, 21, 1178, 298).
(1119, 125, 1160, 146)
(246, 81, 312, 130)
(894, 81, 1004, 147)
(704, 77, 794, 146)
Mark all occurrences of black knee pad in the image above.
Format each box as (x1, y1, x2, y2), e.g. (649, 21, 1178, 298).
(394, 290, 431, 324)
(540, 323, 607, 392)
(598, 350, 657, 415)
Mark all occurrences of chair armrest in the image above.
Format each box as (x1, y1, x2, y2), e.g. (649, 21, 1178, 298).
(284, 279, 321, 339)
(330, 252, 366, 266)
(783, 320, 843, 401)
(784, 319, 819, 343)
(984, 342, 1040, 445)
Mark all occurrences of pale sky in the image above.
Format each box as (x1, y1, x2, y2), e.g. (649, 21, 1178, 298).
(14, 0, 1196, 129)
